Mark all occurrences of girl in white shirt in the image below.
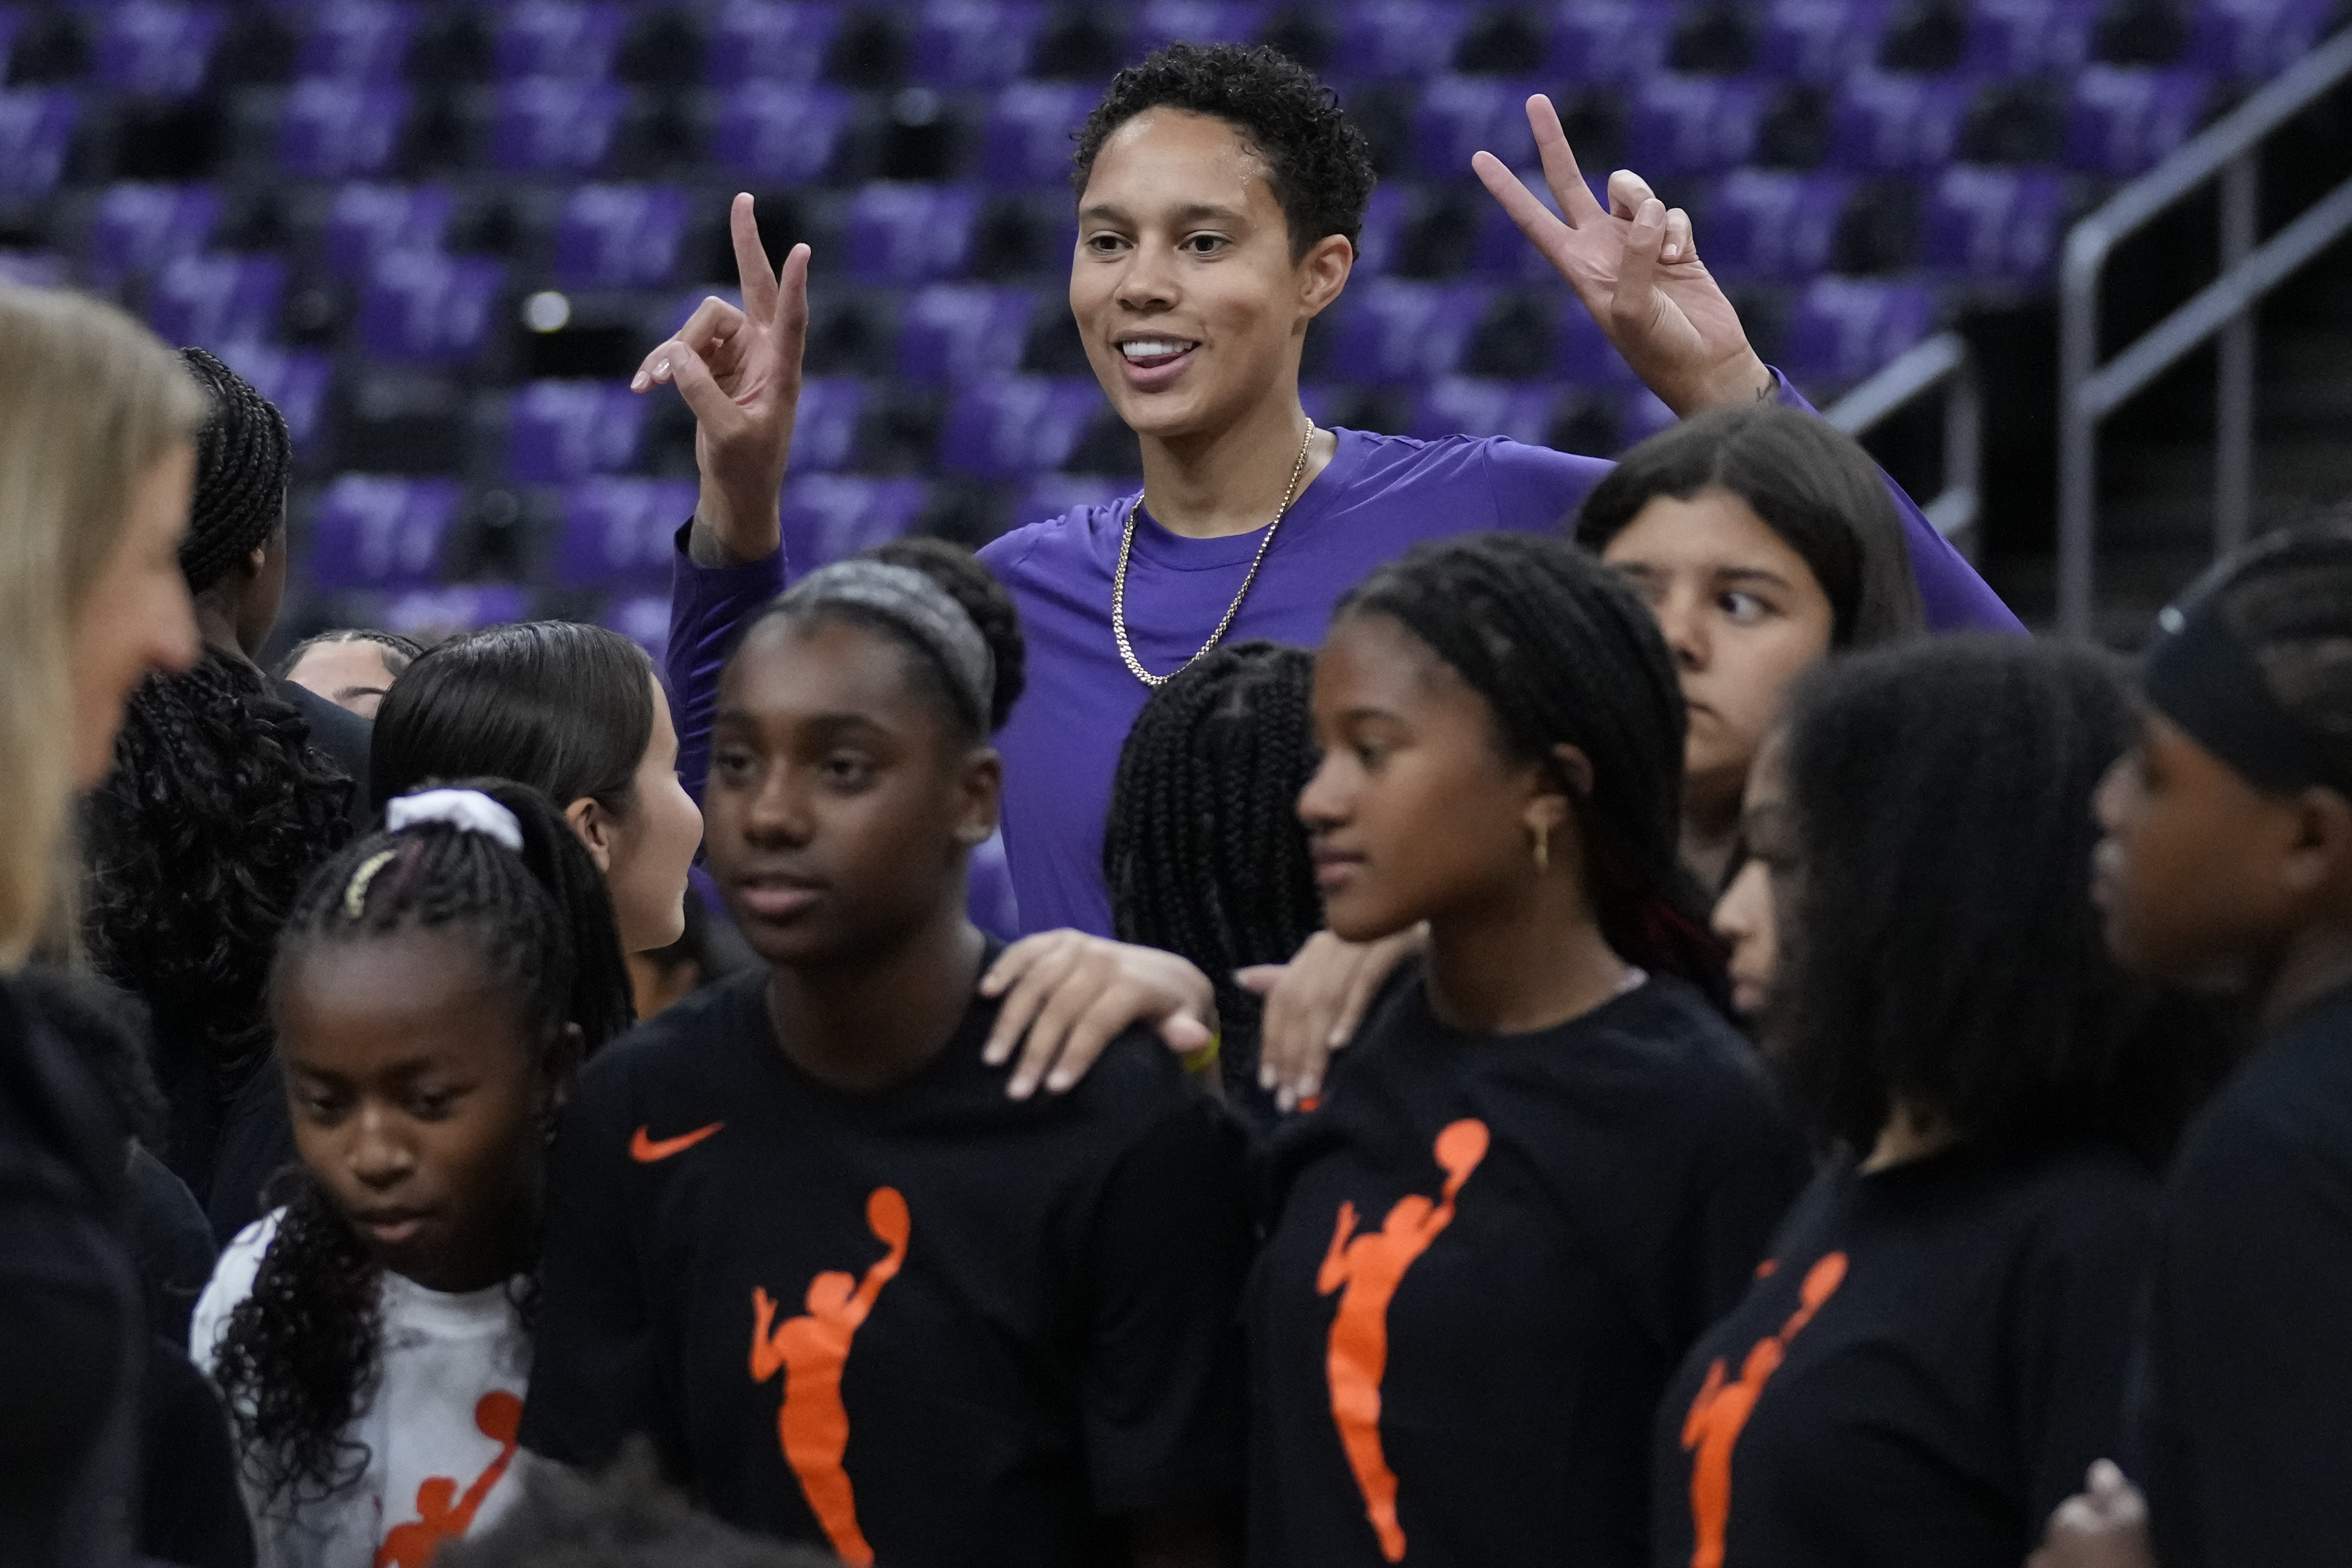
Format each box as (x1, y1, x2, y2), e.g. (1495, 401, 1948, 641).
(192, 780, 633, 1568)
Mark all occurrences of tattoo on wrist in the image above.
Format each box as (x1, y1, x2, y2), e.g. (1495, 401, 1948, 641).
(1755, 377, 1776, 402)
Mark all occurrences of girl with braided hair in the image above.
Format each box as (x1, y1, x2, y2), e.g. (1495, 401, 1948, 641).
(1247, 532, 1808, 1568)
(279, 629, 424, 721)
(192, 778, 631, 1568)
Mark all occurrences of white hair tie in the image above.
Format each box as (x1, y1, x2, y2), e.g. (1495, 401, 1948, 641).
(385, 788, 524, 852)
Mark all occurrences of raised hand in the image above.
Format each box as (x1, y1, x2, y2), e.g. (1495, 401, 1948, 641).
(1472, 95, 1772, 417)
(633, 192, 810, 566)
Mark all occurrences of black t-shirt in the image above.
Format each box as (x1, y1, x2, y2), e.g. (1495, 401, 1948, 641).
(277, 677, 372, 824)
(1651, 1143, 2157, 1568)
(1247, 967, 1808, 1568)
(2136, 984, 2352, 1568)
(519, 961, 1254, 1567)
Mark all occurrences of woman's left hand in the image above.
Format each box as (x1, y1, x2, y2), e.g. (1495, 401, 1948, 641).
(979, 932, 1217, 1099)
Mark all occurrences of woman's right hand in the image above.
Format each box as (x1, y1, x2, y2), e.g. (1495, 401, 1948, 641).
(1242, 927, 1425, 1111)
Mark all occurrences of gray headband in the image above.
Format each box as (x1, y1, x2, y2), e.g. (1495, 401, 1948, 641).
(779, 559, 995, 731)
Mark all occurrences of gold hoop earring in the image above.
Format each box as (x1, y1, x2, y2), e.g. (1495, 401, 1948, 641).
(1532, 823, 1550, 875)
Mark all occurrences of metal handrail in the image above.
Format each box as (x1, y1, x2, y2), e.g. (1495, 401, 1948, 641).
(2057, 24, 2352, 637)
(1826, 330, 1982, 553)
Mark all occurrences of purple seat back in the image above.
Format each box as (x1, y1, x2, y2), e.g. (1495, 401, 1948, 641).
(782, 474, 929, 572)
(787, 377, 869, 472)
(1701, 170, 1850, 282)
(1133, 1, 1266, 52)
(1333, 1, 1468, 79)
(896, 284, 1039, 385)
(1630, 76, 1766, 176)
(308, 475, 464, 590)
(1615, 388, 1678, 452)
(1555, 301, 1643, 387)
(324, 183, 453, 280)
(1353, 184, 1413, 277)
(491, 79, 625, 174)
(2190, 0, 2336, 77)
(1542, 1, 1667, 81)
(148, 253, 285, 350)
(218, 344, 333, 447)
(713, 82, 852, 183)
(494, 0, 625, 81)
(602, 591, 669, 662)
(555, 476, 698, 588)
(1415, 76, 1538, 180)
(88, 182, 222, 288)
(979, 82, 1093, 188)
(1964, 0, 2095, 76)
(1408, 377, 1561, 446)
(1321, 281, 1490, 386)
(1471, 172, 1605, 282)
(279, 81, 409, 178)
(2066, 66, 2210, 176)
(1759, 0, 1890, 78)
(555, 184, 689, 290)
(1921, 165, 2065, 281)
(1828, 71, 1970, 173)
(380, 585, 530, 640)
(95, 1, 224, 96)
(1782, 277, 1934, 392)
(297, 2, 415, 83)
(357, 253, 506, 363)
(0, 90, 80, 199)
(509, 381, 648, 485)
(706, 0, 841, 87)
(938, 376, 1103, 479)
(846, 184, 981, 285)
(911, 1, 1044, 90)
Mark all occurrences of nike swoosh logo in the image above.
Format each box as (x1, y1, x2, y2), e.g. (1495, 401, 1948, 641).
(630, 1122, 723, 1163)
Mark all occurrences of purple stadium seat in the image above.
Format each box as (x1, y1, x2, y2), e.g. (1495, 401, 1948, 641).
(0, 90, 80, 199)
(494, 0, 625, 81)
(217, 344, 333, 449)
(94, 1, 224, 96)
(1965, 0, 2096, 76)
(939, 377, 1103, 479)
(2066, 65, 2210, 176)
(380, 585, 530, 639)
(910, 1, 1045, 91)
(1415, 76, 1539, 180)
(0, 11, 20, 73)
(307, 475, 463, 590)
(1541, 1, 1667, 82)
(1921, 164, 2066, 281)
(1759, 0, 1890, 79)
(1617, 387, 1678, 450)
(554, 184, 689, 291)
(1354, 184, 1413, 276)
(1014, 473, 1136, 526)
(1555, 304, 1642, 387)
(2190, 0, 2337, 77)
(602, 592, 668, 662)
(979, 82, 1095, 188)
(323, 183, 453, 280)
(0, 250, 67, 288)
(1781, 277, 1935, 392)
(491, 79, 625, 174)
(782, 474, 929, 572)
(846, 184, 982, 285)
(1407, 377, 1561, 445)
(713, 82, 853, 183)
(148, 253, 284, 350)
(706, 0, 841, 87)
(279, 81, 409, 178)
(87, 183, 222, 288)
(898, 285, 1039, 384)
(1629, 77, 1766, 176)
(1333, 1, 1469, 80)
(1132, 1, 1266, 52)
(509, 381, 648, 485)
(297, 2, 415, 83)
(1321, 281, 1490, 386)
(357, 253, 506, 364)
(1700, 170, 1850, 282)
(554, 476, 699, 587)
(1470, 173, 1606, 283)
(787, 377, 869, 472)
(1828, 71, 1971, 173)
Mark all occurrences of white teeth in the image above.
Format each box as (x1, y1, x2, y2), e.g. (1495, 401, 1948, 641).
(1119, 339, 1194, 361)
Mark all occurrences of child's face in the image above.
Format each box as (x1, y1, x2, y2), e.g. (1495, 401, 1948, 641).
(1714, 728, 1791, 1020)
(704, 615, 999, 969)
(277, 930, 561, 1293)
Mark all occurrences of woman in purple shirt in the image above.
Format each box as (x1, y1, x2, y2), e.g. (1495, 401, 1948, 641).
(651, 42, 2016, 1089)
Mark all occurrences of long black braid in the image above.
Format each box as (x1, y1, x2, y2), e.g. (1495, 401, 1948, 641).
(1339, 533, 1730, 1004)
(83, 647, 354, 1179)
(213, 778, 632, 1508)
(177, 347, 291, 593)
(1105, 641, 1321, 1108)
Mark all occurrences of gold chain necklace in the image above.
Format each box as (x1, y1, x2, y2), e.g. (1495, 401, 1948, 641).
(1111, 419, 1317, 689)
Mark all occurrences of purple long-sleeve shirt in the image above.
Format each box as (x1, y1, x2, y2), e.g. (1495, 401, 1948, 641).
(667, 388, 2019, 941)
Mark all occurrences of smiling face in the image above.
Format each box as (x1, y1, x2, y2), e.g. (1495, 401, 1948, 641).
(704, 613, 999, 970)
(1601, 488, 1835, 815)
(1071, 108, 1351, 446)
(277, 929, 562, 1293)
(1713, 729, 1791, 1018)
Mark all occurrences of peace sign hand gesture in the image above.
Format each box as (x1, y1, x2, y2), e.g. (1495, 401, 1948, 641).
(632, 193, 810, 566)
(1472, 95, 1773, 418)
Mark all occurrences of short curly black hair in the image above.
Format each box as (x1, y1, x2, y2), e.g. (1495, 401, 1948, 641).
(1072, 41, 1376, 259)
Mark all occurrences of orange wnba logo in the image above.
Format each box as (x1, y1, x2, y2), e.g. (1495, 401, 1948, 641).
(373, 1389, 523, 1568)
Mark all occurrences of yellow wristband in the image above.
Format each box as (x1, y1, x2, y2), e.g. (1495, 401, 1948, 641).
(1181, 1030, 1222, 1076)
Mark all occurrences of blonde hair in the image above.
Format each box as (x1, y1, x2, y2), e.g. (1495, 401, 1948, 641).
(0, 286, 204, 966)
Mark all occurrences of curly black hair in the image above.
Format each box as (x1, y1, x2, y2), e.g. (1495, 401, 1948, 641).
(1770, 637, 2216, 1163)
(178, 347, 291, 595)
(1073, 41, 1376, 258)
(214, 779, 630, 1508)
(83, 647, 354, 1179)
